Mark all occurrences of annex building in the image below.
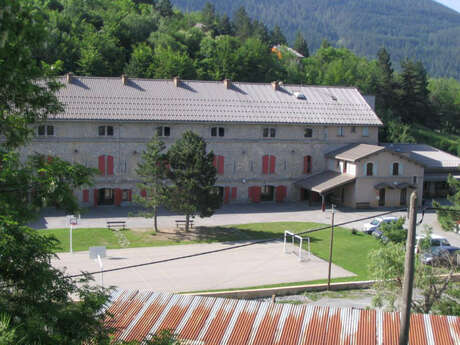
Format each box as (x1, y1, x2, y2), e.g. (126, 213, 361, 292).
(23, 74, 460, 208)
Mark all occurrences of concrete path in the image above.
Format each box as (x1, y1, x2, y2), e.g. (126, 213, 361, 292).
(52, 241, 354, 292)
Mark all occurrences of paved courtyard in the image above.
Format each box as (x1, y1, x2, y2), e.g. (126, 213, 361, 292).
(40, 202, 460, 292)
(52, 241, 354, 292)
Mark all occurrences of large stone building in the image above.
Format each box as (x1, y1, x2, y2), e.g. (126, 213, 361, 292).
(22, 75, 459, 208)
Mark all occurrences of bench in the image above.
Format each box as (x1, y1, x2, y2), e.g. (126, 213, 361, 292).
(356, 202, 371, 209)
(107, 221, 126, 230)
(175, 219, 194, 229)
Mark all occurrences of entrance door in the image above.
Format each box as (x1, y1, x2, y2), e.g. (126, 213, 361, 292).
(98, 188, 114, 205)
(261, 185, 274, 201)
(379, 188, 385, 207)
(400, 188, 407, 206)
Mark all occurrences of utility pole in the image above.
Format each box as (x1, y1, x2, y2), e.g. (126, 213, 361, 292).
(327, 204, 335, 290)
(399, 191, 417, 345)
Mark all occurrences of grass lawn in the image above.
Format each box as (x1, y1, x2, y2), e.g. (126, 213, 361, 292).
(41, 222, 380, 285)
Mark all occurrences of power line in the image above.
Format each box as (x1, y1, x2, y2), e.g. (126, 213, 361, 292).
(65, 207, 410, 279)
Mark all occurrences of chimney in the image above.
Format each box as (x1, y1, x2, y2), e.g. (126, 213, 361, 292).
(271, 81, 279, 91)
(223, 79, 232, 89)
(173, 76, 181, 87)
(66, 72, 73, 83)
(121, 74, 127, 85)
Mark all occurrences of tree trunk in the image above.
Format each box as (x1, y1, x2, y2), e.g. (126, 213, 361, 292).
(153, 206, 159, 232)
(185, 214, 190, 232)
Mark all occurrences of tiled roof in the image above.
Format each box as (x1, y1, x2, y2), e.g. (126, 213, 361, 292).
(294, 170, 355, 193)
(326, 144, 385, 162)
(49, 76, 383, 125)
(105, 289, 460, 345)
(384, 144, 460, 169)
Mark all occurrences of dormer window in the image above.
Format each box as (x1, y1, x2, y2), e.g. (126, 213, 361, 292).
(211, 127, 225, 137)
(99, 125, 114, 136)
(156, 126, 170, 137)
(263, 128, 276, 138)
(392, 162, 399, 176)
(38, 125, 54, 136)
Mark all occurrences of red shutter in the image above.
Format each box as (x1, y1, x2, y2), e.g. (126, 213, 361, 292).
(83, 189, 89, 203)
(269, 155, 276, 174)
(218, 156, 225, 175)
(254, 186, 261, 203)
(93, 189, 98, 207)
(128, 190, 132, 202)
(224, 186, 230, 204)
(114, 188, 122, 206)
(262, 155, 269, 174)
(107, 155, 114, 175)
(276, 186, 287, 202)
(98, 155, 106, 176)
(248, 186, 254, 202)
(304, 156, 312, 174)
(141, 189, 147, 198)
(213, 156, 217, 168)
(231, 187, 237, 200)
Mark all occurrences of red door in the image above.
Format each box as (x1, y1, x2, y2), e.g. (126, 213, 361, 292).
(253, 186, 261, 203)
(114, 188, 122, 206)
(275, 186, 287, 202)
(224, 186, 230, 204)
(93, 189, 99, 207)
(83, 189, 89, 203)
(231, 187, 237, 200)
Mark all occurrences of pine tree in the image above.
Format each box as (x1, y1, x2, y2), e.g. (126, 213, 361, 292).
(217, 14, 233, 36)
(134, 135, 168, 232)
(376, 47, 397, 113)
(202, 2, 216, 28)
(270, 25, 287, 45)
(293, 31, 309, 57)
(165, 131, 221, 231)
(156, 0, 173, 17)
(233, 6, 252, 40)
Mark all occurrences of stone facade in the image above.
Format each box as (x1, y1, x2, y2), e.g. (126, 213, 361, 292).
(21, 121, 380, 206)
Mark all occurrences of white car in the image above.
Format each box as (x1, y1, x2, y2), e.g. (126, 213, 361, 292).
(416, 234, 451, 253)
(362, 216, 399, 234)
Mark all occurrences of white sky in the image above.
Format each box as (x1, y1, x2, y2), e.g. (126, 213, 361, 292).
(435, 0, 460, 13)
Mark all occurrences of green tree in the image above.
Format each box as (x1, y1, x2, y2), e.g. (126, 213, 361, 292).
(152, 46, 196, 79)
(165, 131, 221, 232)
(379, 217, 407, 244)
(217, 14, 233, 36)
(376, 47, 397, 113)
(434, 175, 460, 232)
(124, 43, 155, 78)
(293, 31, 309, 58)
(270, 25, 287, 45)
(233, 6, 252, 41)
(134, 135, 168, 232)
(156, 0, 173, 17)
(0, 1, 111, 343)
(368, 228, 459, 314)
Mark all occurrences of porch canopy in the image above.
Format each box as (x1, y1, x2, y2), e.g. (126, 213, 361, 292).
(295, 170, 355, 194)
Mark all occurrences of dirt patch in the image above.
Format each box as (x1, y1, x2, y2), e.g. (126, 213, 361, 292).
(131, 226, 245, 242)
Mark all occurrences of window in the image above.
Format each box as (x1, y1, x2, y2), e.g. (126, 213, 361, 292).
(392, 162, 399, 176)
(366, 162, 374, 176)
(362, 127, 369, 137)
(98, 155, 114, 176)
(38, 125, 54, 136)
(304, 128, 313, 138)
(156, 126, 170, 137)
(337, 127, 345, 137)
(99, 125, 114, 136)
(213, 155, 225, 174)
(122, 189, 132, 202)
(211, 127, 225, 137)
(413, 176, 417, 184)
(343, 161, 347, 173)
(263, 128, 276, 138)
(351, 126, 356, 133)
(262, 155, 276, 174)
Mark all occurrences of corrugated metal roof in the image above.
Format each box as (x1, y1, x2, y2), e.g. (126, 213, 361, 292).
(105, 290, 460, 345)
(384, 144, 460, 170)
(49, 76, 383, 126)
(294, 171, 356, 193)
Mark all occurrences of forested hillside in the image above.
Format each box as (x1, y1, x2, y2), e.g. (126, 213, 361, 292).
(27, 0, 460, 154)
(172, 0, 460, 80)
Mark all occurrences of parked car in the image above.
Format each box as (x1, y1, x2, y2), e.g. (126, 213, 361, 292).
(421, 246, 460, 266)
(416, 234, 451, 253)
(362, 216, 399, 234)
